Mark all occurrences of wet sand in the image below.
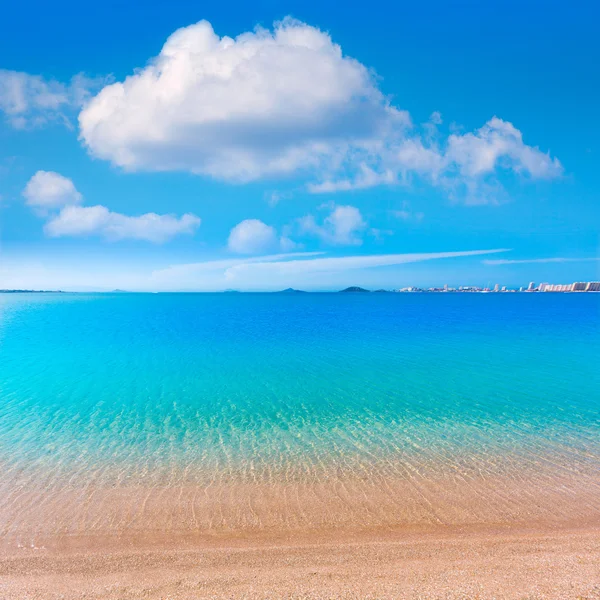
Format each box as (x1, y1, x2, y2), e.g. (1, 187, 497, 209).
(3, 457, 600, 545)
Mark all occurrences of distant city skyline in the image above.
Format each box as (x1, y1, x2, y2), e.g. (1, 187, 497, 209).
(396, 280, 600, 293)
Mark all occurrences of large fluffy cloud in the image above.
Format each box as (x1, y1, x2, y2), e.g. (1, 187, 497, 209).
(74, 18, 562, 202)
(78, 18, 408, 181)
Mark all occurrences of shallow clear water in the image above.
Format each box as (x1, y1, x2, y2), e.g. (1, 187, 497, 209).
(1, 292, 599, 478)
(0, 292, 599, 541)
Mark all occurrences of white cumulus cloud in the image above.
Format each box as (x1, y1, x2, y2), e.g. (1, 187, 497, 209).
(446, 117, 562, 180)
(228, 219, 278, 254)
(78, 18, 408, 181)
(0, 16, 558, 204)
(45, 205, 200, 242)
(22, 170, 200, 243)
(75, 17, 561, 202)
(299, 204, 367, 246)
(22, 171, 83, 213)
(313, 117, 562, 201)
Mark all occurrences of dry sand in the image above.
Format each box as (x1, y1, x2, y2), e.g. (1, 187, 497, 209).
(1, 524, 600, 599)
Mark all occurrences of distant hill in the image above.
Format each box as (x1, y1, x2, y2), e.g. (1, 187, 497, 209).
(373, 289, 391, 293)
(275, 288, 307, 293)
(339, 286, 370, 293)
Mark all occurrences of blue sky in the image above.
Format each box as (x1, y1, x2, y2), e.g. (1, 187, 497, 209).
(0, 0, 598, 291)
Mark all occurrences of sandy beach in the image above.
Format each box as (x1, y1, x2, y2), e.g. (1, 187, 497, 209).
(2, 424, 599, 599)
(1, 523, 599, 599)
(1, 468, 600, 599)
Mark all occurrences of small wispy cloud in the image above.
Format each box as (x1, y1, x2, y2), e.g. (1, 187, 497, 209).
(390, 201, 424, 222)
(0, 70, 108, 129)
(483, 257, 600, 265)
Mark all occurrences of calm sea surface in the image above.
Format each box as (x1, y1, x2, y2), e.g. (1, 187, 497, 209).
(0, 292, 599, 542)
(1, 292, 599, 477)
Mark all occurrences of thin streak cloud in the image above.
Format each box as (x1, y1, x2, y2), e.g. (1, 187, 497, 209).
(151, 248, 510, 290)
(224, 249, 510, 282)
(483, 257, 600, 265)
(150, 252, 325, 284)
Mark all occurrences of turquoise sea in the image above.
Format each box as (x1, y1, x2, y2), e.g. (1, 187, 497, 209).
(0, 292, 599, 541)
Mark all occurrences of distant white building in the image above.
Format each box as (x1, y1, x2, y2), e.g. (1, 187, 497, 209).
(543, 283, 573, 292)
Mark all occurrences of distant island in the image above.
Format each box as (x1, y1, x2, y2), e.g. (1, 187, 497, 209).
(339, 286, 370, 293)
(275, 288, 306, 294)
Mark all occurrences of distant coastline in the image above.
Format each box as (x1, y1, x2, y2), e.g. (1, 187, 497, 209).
(2, 281, 599, 294)
(0, 289, 64, 294)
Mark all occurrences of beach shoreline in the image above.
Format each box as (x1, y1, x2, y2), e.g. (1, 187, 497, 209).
(1, 294, 599, 597)
(3, 467, 599, 550)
